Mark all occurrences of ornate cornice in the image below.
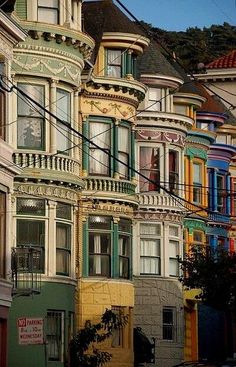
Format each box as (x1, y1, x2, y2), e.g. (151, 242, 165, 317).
(185, 145, 208, 160)
(184, 218, 207, 232)
(14, 182, 78, 203)
(136, 129, 185, 147)
(81, 199, 134, 217)
(134, 211, 183, 223)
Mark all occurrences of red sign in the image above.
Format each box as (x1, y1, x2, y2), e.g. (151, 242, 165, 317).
(18, 317, 44, 345)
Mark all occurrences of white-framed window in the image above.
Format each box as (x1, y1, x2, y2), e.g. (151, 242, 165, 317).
(139, 147, 160, 193)
(88, 216, 112, 277)
(106, 49, 122, 78)
(16, 198, 46, 272)
(163, 307, 176, 341)
(140, 223, 161, 275)
(217, 175, 224, 213)
(56, 202, 72, 276)
(17, 83, 45, 150)
(46, 310, 64, 361)
(89, 121, 111, 176)
(118, 126, 129, 179)
(169, 225, 180, 277)
(193, 162, 202, 204)
(38, 0, 59, 24)
(118, 219, 131, 279)
(147, 88, 162, 112)
(56, 88, 71, 154)
(174, 104, 187, 116)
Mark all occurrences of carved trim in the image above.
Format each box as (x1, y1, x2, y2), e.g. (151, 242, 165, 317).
(14, 183, 78, 203)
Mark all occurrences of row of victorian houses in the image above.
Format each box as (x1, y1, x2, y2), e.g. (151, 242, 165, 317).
(0, 1, 236, 367)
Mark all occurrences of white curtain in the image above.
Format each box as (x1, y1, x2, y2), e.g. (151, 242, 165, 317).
(140, 239, 160, 274)
(118, 127, 129, 177)
(90, 122, 110, 175)
(169, 240, 179, 276)
(94, 234, 101, 274)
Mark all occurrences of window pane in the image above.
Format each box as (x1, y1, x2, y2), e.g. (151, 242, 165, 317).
(140, 147, 160, 192)
(140, 257, 160, 274)
(17, 118, 44, 149)
(56, 250, 70, 275)
(163, 308, 174, 341)
(193, 163, 201, 183)
(140, 223, 161, 236)
(89, 216, 111, 230)
(18, 84, 44, 117)
(46, 311, 63, 361)
(169, 240, 178, 257)
(89, 254, 110, 276)
(17, 220, 45, 247)
(141, 239, 160, 256)
(107, 50, 122, 66)
(89, 233, 110, 254)
(56, 224, 70, 249)
(89, 122, 110, 175)
(118, 219, 131, 233)
(56, 89, 70, 123)
(56, 202, 71, 220)
(17, 198, 45, 216)
(169, 226, 179, 237)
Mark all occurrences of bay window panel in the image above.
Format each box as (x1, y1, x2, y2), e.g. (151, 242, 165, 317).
(169, 240, 179, 276)
(118, 126, 129, 178)
(17, 198, 45, 216)
(140, 147, 160, 192)
(119, 235, 130, 279)
(56, 89, 71, 154)
(169, 151, 178, 193)
(56, 223, 71, 275)
(140, 223, 161, 236)
(89, 233, 111, 276)
(89, 122, 110, 175)
(17, 84, 44, 149)
(140, 238, 160, 275)
(107, 50, 122, 77)
(193, 163, 202, 204)
(217, 175, 224, 212)
(38, 0, 59, 24)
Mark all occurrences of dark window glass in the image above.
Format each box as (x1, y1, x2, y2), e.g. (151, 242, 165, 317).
(16, 198, 45, 216)
(46, 311, 64, 361)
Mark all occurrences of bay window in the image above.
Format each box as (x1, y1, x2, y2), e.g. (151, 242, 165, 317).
(17, 84, 45, 149)
(56, 89, 71, 154)
(89, 121, 111, 175)
(118, 126, 129, 179)
(88, 216, 111, 277)
(140, 223, 161, 275)
(105, 48, 137, 78)
(139, 147, 160, 192)
(193, 163, 202, 204)
(118, 219, 131, 279)
(169, 150, 178, 193)
(38, 0, 59, 24)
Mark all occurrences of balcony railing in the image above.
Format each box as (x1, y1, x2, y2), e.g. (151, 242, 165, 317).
(11, 247, 42, 296)
(13, 152, 80, 176)
(138, 192, 183, 211)
(84, 177, 136, 195)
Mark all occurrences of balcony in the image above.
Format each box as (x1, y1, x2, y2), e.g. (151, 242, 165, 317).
(83, 177, 137, 202)
(11, 247, 42, 296)
(138, 192, 184, 212)
(13, 152, 82, 187)
(208, 212, 230, 224)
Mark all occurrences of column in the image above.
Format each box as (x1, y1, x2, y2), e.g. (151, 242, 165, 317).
(82, 115, 89, 176)
(164, 143, 169, 192)
(82, 217, 88, 277)
(189, 156, 193, 203)
(113, 119, 119, 179)
(49, 79, 58, 154)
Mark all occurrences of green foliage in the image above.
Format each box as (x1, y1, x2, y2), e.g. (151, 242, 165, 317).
(143, 21, 236, 72)
(179, 247, 236, 311)
(70, 309, 128, 367)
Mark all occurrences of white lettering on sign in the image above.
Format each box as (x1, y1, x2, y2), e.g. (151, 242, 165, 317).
(17, 317, 44, 345)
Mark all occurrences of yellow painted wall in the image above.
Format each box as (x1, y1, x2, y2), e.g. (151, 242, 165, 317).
(184, 306, 198, 361)
(77, 279, 134, 367)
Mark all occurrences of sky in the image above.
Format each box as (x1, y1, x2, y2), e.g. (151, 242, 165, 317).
(116, 0, 236, 31)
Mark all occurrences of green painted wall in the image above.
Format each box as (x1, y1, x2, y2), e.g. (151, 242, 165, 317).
(8, 282, 75, 367)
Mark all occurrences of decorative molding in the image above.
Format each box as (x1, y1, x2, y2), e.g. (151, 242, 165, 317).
(184, 218, 207, 232)
(14, 183, 78, 203)
(134, 211, 183, 223)
(136, 129, 185, 146)
(83, 99, 135, 119)
(81, 200, 134, 216)
(13, 55, 81, 83)
(185, 146, 207, 160)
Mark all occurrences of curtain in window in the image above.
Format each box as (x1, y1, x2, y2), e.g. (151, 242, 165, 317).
(118, 126, 129, 178)
(169, 240, 179, 276)
(46, 311, 62, 361)
(56, 224, 70, 275)
(89, 122, 110, 175)
(140, 147, 159, 192)
(107, 50, 122, 78)
(140, 239, 160, 274)
(56, 89, 70, 153)
(94, 234, 102, 274)
(38, 0, 59, 24)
